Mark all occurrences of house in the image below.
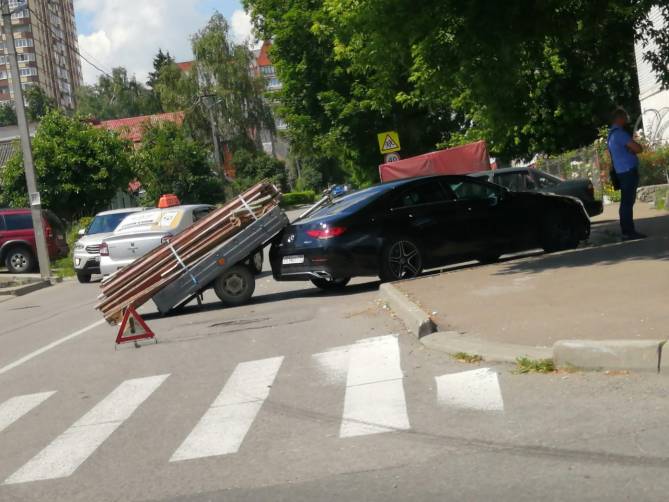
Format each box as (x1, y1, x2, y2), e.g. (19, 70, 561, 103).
(94, 111, 185, 146)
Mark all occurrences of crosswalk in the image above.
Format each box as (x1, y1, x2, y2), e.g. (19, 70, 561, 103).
(0, 335, 505, 485)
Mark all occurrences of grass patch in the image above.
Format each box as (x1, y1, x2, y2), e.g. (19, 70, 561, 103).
(51, 256, 75, 278)
(452, 352, 484, 364)
(515, 357, 555, 374)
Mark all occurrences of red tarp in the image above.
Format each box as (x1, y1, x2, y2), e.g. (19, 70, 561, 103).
(378, 140, 492, 182)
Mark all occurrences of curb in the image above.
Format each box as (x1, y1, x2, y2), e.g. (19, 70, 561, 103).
(0, 280, 51, 297)
(378, 282, 436, 338)
(379, 282, 669, 372)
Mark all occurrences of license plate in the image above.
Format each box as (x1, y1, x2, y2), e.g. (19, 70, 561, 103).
(282, 255, 304, 265)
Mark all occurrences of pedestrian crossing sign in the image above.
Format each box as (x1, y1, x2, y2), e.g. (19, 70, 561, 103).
(377, 131, 401, 154)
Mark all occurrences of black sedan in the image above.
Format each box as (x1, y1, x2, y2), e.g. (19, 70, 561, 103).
(270, 175, 590, 289)
(470, 167, 603, 216)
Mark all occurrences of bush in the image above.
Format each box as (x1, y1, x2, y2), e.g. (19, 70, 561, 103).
(280, 191, 316, 207)
(232, 149, 287, 193)
(638, 145, 669, 186)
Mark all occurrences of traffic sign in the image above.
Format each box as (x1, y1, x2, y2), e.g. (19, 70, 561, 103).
(384, 152, 401, 163)
(377, 131, 401, 154)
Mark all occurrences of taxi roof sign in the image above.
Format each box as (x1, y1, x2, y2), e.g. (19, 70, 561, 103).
(377, 131, 401, 154)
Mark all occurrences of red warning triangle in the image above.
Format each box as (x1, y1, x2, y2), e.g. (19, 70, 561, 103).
(115, 305, 155, 345)
(382, 135, 399, 151)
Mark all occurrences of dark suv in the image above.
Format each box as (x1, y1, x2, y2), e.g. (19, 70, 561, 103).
(0, 209, 69, 273)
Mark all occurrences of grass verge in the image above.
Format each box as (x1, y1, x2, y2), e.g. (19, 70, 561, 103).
(451, 352, 484, 364)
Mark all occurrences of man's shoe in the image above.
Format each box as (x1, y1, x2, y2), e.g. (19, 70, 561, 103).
(622, 232, 647, 241)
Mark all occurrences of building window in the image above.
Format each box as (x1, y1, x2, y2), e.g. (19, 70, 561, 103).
(268, 77, 281, 90)
(19, 67, 37, 77)
(14, 38, 34, 48)
(260, 65, 275, 75)
(11, 8, 29, 19)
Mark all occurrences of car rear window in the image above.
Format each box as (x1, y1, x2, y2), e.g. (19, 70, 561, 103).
(88, 212, 136, 235)
(4, 213, 33, 230)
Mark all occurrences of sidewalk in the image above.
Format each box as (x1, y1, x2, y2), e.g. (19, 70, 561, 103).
(384, 203, 669, 370)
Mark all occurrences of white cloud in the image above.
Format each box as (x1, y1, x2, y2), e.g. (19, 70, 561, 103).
(230, 9, 253, 43)
(75, 1, 251, 85)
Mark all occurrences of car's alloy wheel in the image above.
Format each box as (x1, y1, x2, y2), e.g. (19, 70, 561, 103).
(213, 265, 256, 306)
(5, 247, 34, 274)
(311, 276, 351, 291)
(381, 238, 423, 281)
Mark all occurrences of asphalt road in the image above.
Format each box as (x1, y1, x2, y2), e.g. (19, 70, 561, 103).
(2, 246, 669, 500)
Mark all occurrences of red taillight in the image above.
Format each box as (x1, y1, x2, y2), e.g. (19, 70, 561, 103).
(306, 226, 347, 239)
(161, 233, 173, 244)
(99, 242, 109, 256)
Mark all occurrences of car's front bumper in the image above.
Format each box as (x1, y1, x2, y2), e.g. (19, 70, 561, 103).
(73, 251, 101, 274)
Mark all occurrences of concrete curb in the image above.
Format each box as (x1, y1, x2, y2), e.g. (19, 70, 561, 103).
(378, 282, 436, 338)
(554, 339, 667, 373)
(379, 283, 669, 372)
(421, 331, 552, 363)
(0, 280, 51, 297)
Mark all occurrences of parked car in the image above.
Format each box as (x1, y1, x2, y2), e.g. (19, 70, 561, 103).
(0, 208, 68, 273)
(72, 207, 147, 283)
(470, 167, 603, 217)
(270, 175, 590, 289)
(99, 204, 214, 277)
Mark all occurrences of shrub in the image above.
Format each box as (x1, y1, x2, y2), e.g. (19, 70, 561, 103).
(280, 191, 316, 207)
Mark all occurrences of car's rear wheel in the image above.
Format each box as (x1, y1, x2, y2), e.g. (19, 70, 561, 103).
(213, 265, 256, 306)
(541, 212, 579, 253)
(248, 248, 264, 275)
(76, 272, 92, 284)
(379, 237, 423, 282)
(311, 276, 351, 291)
(5, 246, 34, 274)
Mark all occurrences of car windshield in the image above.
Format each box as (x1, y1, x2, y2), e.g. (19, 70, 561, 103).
(87, 212, 136, 235)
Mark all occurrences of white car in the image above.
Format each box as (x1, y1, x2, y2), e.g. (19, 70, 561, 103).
(73, 207, 146, 283)
(99, 205, 214, 277)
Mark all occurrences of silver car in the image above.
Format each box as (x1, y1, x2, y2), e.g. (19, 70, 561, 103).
(73, 207, 146, 283)
(99, 204, 214, 277)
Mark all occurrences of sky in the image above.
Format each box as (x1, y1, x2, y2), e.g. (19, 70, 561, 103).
(73, 0, 254, 85)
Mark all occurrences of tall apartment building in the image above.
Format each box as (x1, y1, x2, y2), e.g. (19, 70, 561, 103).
(0, 0, 82, 110)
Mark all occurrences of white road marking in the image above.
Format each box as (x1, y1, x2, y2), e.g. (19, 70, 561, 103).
(0, 319, 106, 376)
(312, 346, 350, 385)
(4, 374, 169, 484)
(170, 356, 284, 462)
(435, 368, 504, 412)
(0, 392, 56, 433)
(340, 335, 410, 438)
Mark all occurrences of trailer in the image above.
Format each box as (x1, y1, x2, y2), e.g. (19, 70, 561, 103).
(97, 182, 286, 324)
(151, 206, 288, 314)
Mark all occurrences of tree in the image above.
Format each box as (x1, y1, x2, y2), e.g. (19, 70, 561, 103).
(76, 67, 162, 120)
(156, 12, 274, 170)
(133, 121, 224, 204)
(0, 102, 16, 126)
(0, 110, 134, 221)
(244, 0, 667, 182)
(231, 148, 287, 193)
(146, 49, 174, 112)
(25, 86, 56, 121)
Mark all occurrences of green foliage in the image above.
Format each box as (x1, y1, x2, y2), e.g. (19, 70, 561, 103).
(280, 190, 316, 207)
(146, 49, 174, 112)
(0, 102, 16, 126)
(157, 13, 274, 165)
(515, 357, 556, 374)
(76, 67, 162, 120)
(231, 148, 287, 193)
(452, 352, 484, 364)
(244, 0, 663, 182)
(25, 86, 56, 121)
(638, 145, 669, 186)
(0, 110, 134, 221)
(133, 121, 224, 204)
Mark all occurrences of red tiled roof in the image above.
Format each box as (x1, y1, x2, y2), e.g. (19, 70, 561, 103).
(256, 41, 272, 67)
(176, 61, 193, 72)
(96, 111, 185, 143)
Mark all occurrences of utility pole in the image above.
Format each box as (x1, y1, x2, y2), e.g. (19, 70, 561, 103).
(1, 1, 51, 280)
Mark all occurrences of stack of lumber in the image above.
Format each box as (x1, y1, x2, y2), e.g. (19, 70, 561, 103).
(97, 181, 281, 324)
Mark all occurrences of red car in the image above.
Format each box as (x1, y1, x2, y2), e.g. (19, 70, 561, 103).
(0, 208, 69, 273)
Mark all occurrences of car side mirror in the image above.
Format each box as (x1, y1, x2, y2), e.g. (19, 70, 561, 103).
(78, 228, 86, 236)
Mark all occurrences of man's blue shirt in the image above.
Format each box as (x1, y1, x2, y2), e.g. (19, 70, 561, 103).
(608, 125, 639, 174)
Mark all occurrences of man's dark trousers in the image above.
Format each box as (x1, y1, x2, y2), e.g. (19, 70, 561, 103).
(618, 168, 639, 235)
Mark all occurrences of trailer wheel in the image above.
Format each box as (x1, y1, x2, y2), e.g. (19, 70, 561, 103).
(213, 265, 256, 306)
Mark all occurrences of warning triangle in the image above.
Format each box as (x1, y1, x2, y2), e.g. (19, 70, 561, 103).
(383, 135, 399, 151)
(115, 305, 156, 345)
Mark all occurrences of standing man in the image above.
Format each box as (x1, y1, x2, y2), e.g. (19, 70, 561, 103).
(608, 107, 646, 240)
